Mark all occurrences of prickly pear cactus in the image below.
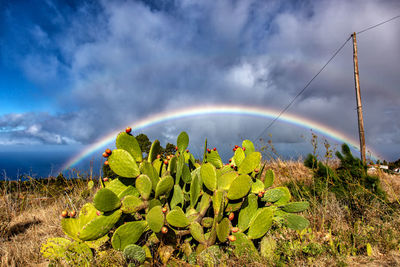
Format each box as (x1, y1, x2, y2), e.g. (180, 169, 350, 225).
(42, 130, 310, 266)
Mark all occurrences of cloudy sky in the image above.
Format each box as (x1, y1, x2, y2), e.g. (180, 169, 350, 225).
(1, 0, 399, 177)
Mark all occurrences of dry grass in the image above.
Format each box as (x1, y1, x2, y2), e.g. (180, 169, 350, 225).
(1, 163, 400, 266)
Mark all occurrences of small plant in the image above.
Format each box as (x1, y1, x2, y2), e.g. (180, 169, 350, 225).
(41, 131, 309, 265)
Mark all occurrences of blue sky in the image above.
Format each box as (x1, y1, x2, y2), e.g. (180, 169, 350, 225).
(1, 0, 400, 177)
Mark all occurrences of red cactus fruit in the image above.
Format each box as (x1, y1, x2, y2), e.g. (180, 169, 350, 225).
(161, 226, 168, 234)
(102, 152, 109, 158)
(164, 159, 168, 165)
(233, 148, 237, 152)
(96, 211, 101, 216)
(213, 147, 216, 151)
(157, 154, 161, 159)
(103, 177, 109, 182)
(186, 149, 189, 153)
(258, 192, 264, 198)
(175, 146, 178, 150)
(61, 210, 68, 218)
(125, 127, 132, 133)
(207, 148, 211, 153)
(105, 148, 112, 155)
(243, 147, 246, 151)
(228, 235, 236, 242)
(254, 168, 259, 173)
(235, 145, 239, 149)
(70, 210, 76, 217)
(229, 159, 232, 162)
(232, 227, 239, 233)
(104, 160, 109, 165)
(162, 207, 168, 213)
(228, 212, 234, 221)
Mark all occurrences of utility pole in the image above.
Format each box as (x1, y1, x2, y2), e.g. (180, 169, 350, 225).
(351, 32, 366, 163)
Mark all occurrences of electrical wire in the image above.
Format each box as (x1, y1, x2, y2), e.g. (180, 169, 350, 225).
(357, 14, 400, 35)
(255, 36, 351, 141)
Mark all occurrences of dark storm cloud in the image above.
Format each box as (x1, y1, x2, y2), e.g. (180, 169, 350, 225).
(1, 0, 399, 160)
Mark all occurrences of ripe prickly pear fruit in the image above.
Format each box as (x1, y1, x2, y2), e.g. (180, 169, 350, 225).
(105, 148, 112, 155)
(126, 127, 132, 133)
(104, 160, 109, 165)
(243, 147, 246, 151)
(233, 148, 237, 152)
(96, 211, 101, 216)
(164, 159, 168, 165)
(207, 148, 211, 153)
(230, 164, 234, 169)
(229, 212, 234, 221)
(228, 235, 236, 242)
(161, 226, 168, 234)
(258, 192, 264, 198)
(232, 227, 239, 233)
(175, 146, 178, 150)
(162, 207, 168, 213)
(157, 154, 161, 159)
(235, 145, 239, 149)
(166, 155, 171, 160)
(254, 168, 259, 173)
(103, 177, 109, 182)
(229, 159, 232, 162)
(102, 152, 109, 158)
(70, 210, 76, 217)
(213, 147, 216, 151)
(186, 149, 189, 153)
(61, 210, 68, 218)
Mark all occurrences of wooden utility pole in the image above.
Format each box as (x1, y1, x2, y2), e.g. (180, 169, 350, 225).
(351, 32, 366, 163)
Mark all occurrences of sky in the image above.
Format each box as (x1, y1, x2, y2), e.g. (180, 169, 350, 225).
(0, 0, 399, 178)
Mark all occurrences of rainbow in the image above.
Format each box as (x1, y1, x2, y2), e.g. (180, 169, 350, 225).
(62, 105, 378, 170)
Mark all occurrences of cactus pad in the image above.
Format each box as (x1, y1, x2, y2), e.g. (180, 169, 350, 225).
(93, 188, 121, 212)
(177, 131, 189, 153)
(216, 217, 231, 242)
(190, 170, 202, 208)
(148, 139, 161, 163)
(281, 213, 310, 230)
(61, 218, 80, 241)
(111, 221, 147, 250)
(78, 209, 122, 241)
(251, 179, 265, 194)
(200, 162, 217, 191)
(190, 222, 206, 243)
(135, 174, 152, 200)
(170, 185, 184, 209)
(242, 140, 255, 156)
(108, 149, 140, 178)
(118, 185, 140, 199)
(247, 207, 273, 239)
(139, 161, 159, 191)
(238, 194, 258, 232)
(166, 207, 190, 228)
(233, 147, 245, 167)
(123, 244, 146, 264)
(155, 175, 174, 198)
(206, 149, 223, 169)
(217, 171, 237, 191)
(238, 152, 261, 175)
(121, 195, 144, 213)
(264, 169, 275, 188)
(146, 206, 164, 233)
(116, 132, 142, 162)
(281, 201, 309, 213)
(227, 174, 252, 200)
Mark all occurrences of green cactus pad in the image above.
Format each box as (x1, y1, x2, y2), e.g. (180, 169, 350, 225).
(78, 209, 122, 241)
(118, 185, 140, 199)
(121, 195, 144, 213)
(155, 175, 174, 198)
(116, 132, 142, 162)
(111, 221, 147, 250)
(238, 152, 261, 174)
(123, 244, 146, 264)
(61, 218, 80, 241)
(200, 162, 217, 191)
(186, 208, 199, 223)
(247, 207, 274, 239)
(281, 201, 309, 213)
(108, 149, 140, 178)
(207, 149, 223, 169)
(106, 178, 128, 196)
(40, 237, 71, 260)
(242, 140, 255, 156)
(166, 207, 190, 228)
(227, 174, 252, 200)
(93, 188, 121, 212)
(212, 190, 226, 217)
(175, 154, 185, 184)
(146, 206, 164, 233)
(238, 194, 258, 232)
(225, 200, 243, 212)
(170, 185, 184, 209)
(177, 131, 189, 153)
(139, 161, 159, 191)
(201, 217, 214, 228)
(232, 232, 260, 261)
(217, 171, 238, 191)
(281, 213, 310, 230)
(148, 198, 162, 210)
(190, 170, 202, 208)
(216, 217, 231, 242)
(168, 155, 178, 176)
(264, 169, 275, 188)
(198, 193, 211, 214)
(85, 234, 109, 250)
(251, 179, 265, 194)
(135, 174, 152, 200)
(87, 180, 94, 190)
(78, 203, 98, 229)
(262, 188, 282, 203)
(189, 222, 205, 243)
(182, 164, 191, 183)
(233, 147, 245, 167)
(274, 187, 291, 205)
(148, 139, 161, 163)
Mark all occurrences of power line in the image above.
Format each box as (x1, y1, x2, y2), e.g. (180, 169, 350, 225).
(255, 13, 400, 142)
(357, 14, 400, 35)
(255, 36, 351, 141)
